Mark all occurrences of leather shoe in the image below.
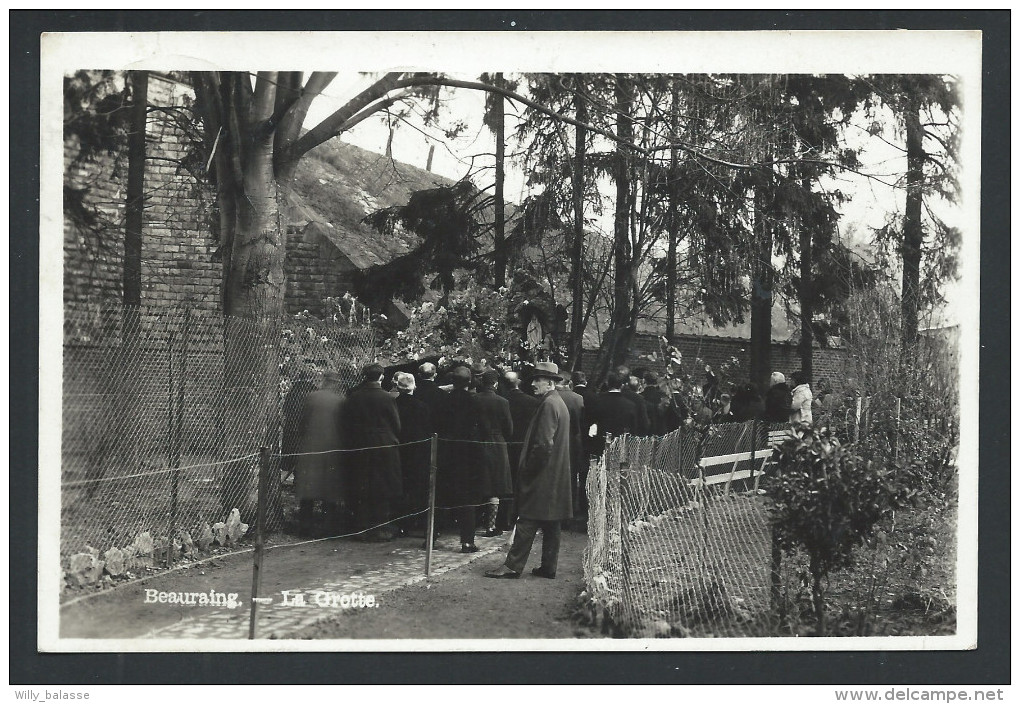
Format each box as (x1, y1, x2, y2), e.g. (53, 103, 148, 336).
(461, 544, 480, 553)
(483, 529, 504, 538)
(484, 566, 520, 579)
(531, 567, 556, 579)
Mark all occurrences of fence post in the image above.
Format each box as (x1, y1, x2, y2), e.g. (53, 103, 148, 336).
(853, 396, 862, 444)
(769, 450, 783, 615)
(248, 445, 269, 639)
(166, 329, 177, 568)
(749, 419, 760, 491)
(425, 434, 438, 577)
(169, 307, 190, 567)
(617, 449, 629, 629)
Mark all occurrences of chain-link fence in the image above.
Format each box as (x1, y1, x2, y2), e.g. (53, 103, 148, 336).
(60, 303, 375, 580)
(583, 421, 795, 637)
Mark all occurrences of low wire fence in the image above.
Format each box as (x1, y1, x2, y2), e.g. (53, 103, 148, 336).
(60, 303, 375, 584)
(583, 421, 795, 637)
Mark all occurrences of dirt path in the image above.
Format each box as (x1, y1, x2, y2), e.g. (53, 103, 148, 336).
(59, 528, 601, 641)
(296, 529, 598, 640)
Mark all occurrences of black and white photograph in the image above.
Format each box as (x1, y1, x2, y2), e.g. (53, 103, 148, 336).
(35, 26, 985, 656)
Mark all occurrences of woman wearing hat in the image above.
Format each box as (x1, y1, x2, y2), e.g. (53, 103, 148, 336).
(392, 372, 433, 538)
(486, 362, 572, 579)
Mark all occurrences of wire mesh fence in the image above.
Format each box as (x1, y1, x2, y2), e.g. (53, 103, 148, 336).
(583, 421, 795, 637)
(60, 303, 375, 582)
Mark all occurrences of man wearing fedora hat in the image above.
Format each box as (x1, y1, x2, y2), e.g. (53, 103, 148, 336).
(485, 361, 572, 579)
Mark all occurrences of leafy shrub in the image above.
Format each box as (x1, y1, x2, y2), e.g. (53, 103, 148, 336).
(764, 425, 915, 635)
(834, 286, 959, 506)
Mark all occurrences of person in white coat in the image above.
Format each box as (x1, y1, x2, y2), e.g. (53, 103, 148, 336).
(789, 370, 813, 426)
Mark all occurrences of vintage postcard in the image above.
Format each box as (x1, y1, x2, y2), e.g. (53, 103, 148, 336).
(39, 28, 982, 653)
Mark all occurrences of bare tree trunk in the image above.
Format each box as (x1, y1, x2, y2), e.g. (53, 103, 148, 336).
(750, 182, 773, 394)
(119, 70, 148, 469)
(798, 187, 814, 382)
(568, 87, 587, 371)
(219, 74, 285, 528)
(610, 75, 635, 370)
(124, 70, 147, 309)
(493, 74, 506, 289)
(901, 100, 924, 347)
(666, 81, 679, 341)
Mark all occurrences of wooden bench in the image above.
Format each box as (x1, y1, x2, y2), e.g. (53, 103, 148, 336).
(695, 427, 792, 493)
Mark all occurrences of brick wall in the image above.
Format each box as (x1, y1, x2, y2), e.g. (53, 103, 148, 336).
(282, 227, 358, 317)
(64, 74, 221, 318)
(62, 73, 389, 322)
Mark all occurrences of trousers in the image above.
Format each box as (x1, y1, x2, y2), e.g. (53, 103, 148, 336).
(504, 519, 561, 575)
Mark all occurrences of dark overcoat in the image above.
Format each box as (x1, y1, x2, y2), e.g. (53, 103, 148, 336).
(641, 386, 670, 436)
(283, 377, 314, 465)
(473, 389, 514, 498)
(764, 383, 793, 423)
(295, 389, 345, 504)
(572, 384, 599, 456)
(516, 389, 573, 521)
(504, 387, 540, 482)
(394, 393, 433, 511)
(557, 387, 586, 481)
(436, 388, 487, 505)
(414, 378, 447, 415)
(342, 382, 402, 506)
(731, 385, 765, 422)
(622, 388, 650, 436)
(594, 391, 639, 454)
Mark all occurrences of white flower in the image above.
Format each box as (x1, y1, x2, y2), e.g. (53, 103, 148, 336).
(321, 336, 329, 344)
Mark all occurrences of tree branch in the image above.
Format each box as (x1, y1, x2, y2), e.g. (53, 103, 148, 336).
(290, 72, 405, 159)
(275, 71, 337, 174)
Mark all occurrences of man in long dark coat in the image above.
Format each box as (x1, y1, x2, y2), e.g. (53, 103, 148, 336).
(640, 370, 670, 436)
(294, 371, 345, 537)
(616, 365, 649, 435)
(282, 372, 316, 484)
(555, 378, 585, 519)
(498, 370, 540, 531)
(414, 361, 446, 414)
(570, 371, 599, 510)
(393, 371, 433, 537)
(343, 363, 402, 542)
(594, 371, 639, 454)
(485, 362, 572, 579)
(764, 371, 793, 423)
(474, 369, 514, 537)
(436, 365, 487, 553)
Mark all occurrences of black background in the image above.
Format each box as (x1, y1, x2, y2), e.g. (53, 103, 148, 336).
(10, 9, 1010, 685)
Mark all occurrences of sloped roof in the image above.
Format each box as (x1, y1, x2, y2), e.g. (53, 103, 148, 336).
(289, 139, 453, 269)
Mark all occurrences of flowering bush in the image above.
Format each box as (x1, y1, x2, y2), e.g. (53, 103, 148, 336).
(380, 271, 526, 368)
(279, 296, 375, 394)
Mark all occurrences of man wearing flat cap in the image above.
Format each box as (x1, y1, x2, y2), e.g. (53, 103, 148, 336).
(486, 361, 572, 579)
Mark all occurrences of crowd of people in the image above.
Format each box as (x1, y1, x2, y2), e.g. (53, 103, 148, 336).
(281, 357, 829, 578)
